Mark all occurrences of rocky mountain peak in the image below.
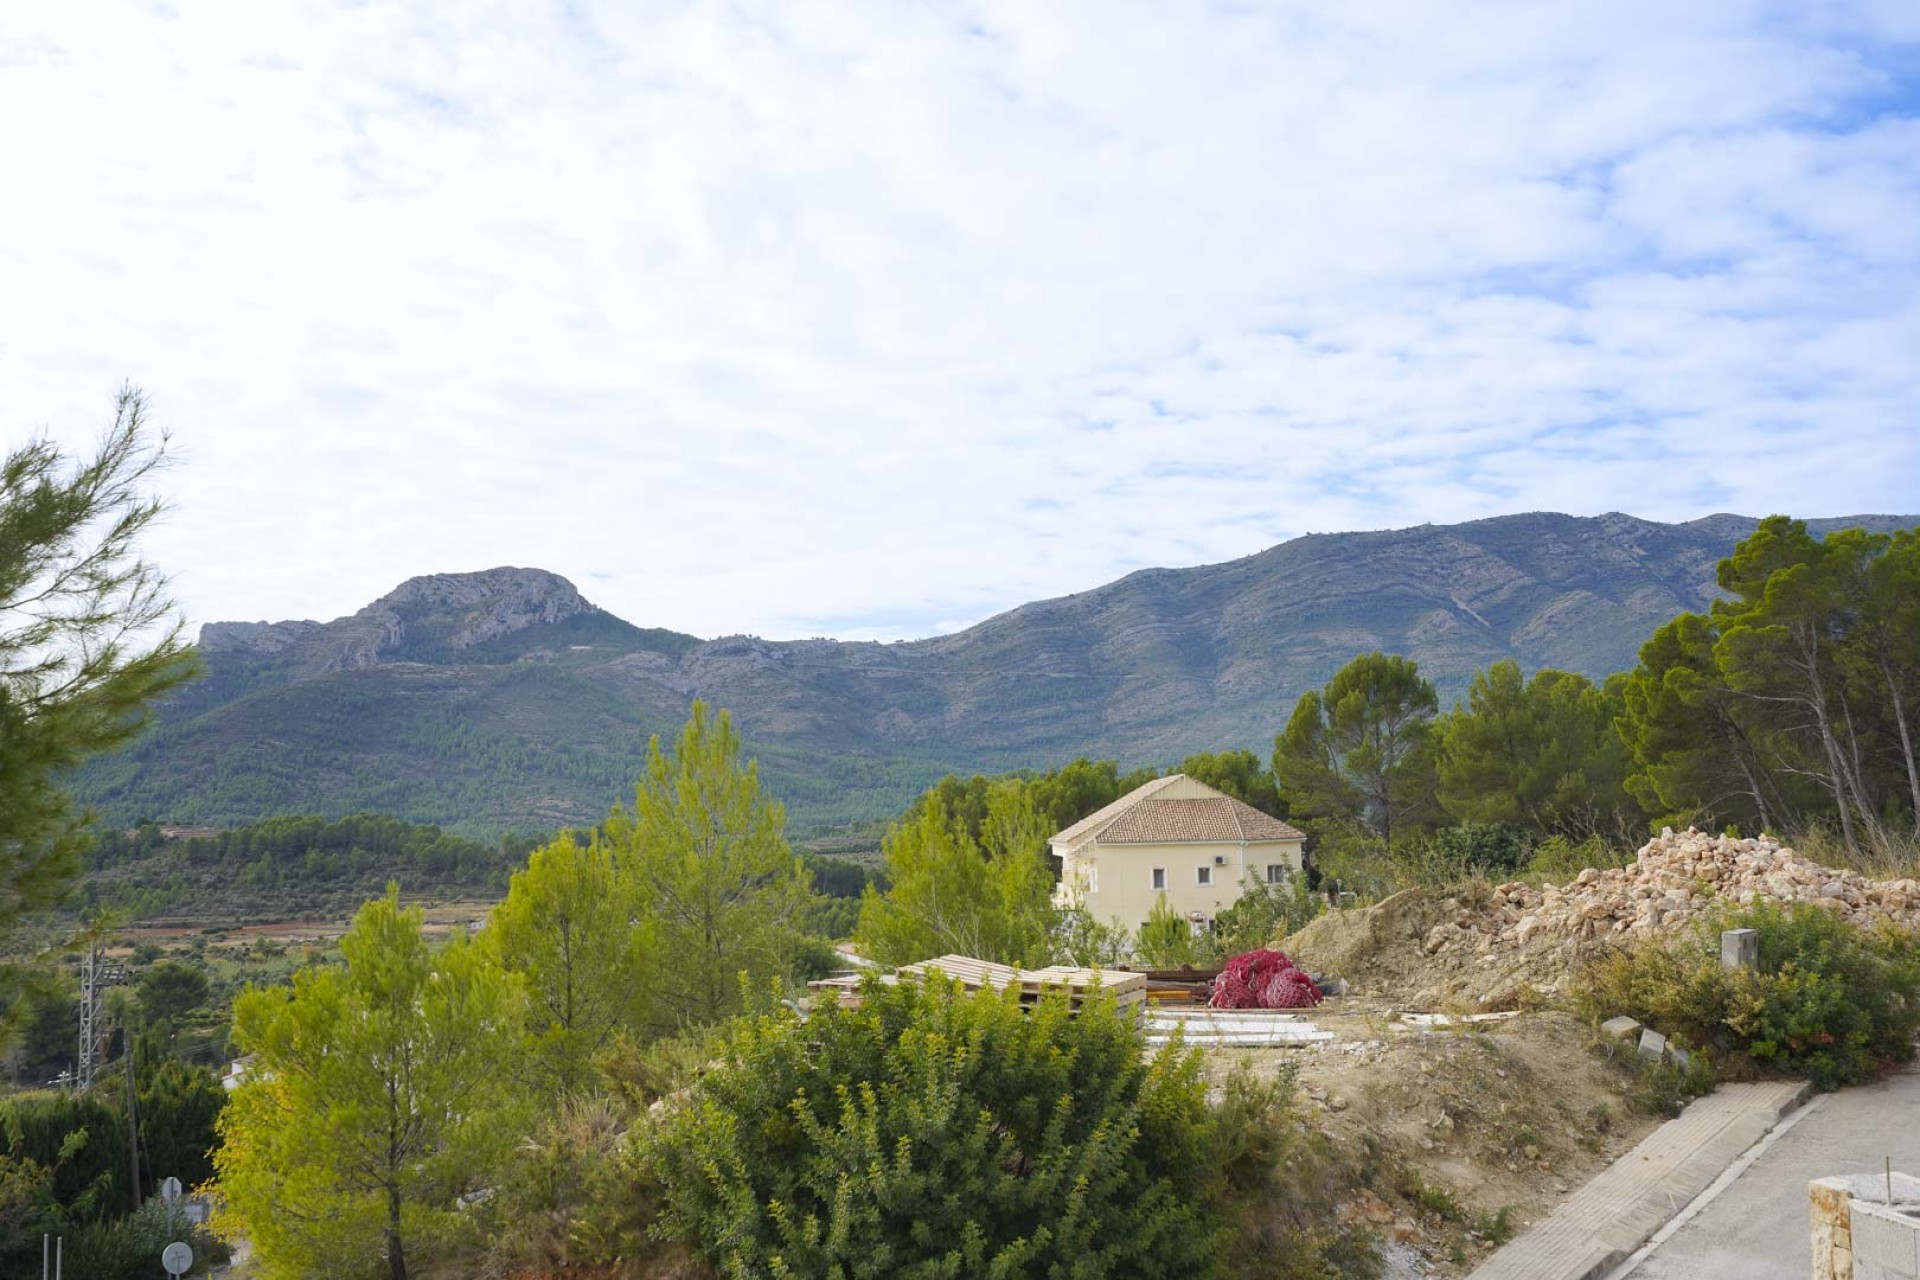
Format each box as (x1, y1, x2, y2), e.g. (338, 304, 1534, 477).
(365, 567, 597, 640)
(319, 567, 598, 668)
(199, 567, 605, 670)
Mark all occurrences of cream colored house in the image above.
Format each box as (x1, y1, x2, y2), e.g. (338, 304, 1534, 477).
(1050, 773, 1306, 936)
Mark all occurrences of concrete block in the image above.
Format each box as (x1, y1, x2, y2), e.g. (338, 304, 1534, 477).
(1722, 927, 1760, 969)
(1638, 1027, 1668, 1061)
(1602, 1015, 1641, 1041)
(1852, 1200, 1920, 1280)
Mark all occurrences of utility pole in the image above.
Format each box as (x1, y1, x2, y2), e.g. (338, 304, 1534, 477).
(122, 1037, 143, 1211)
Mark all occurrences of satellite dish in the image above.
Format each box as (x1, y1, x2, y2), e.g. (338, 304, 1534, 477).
(162, 1241, 193, 1276)
(160, 1175, 183, 1203)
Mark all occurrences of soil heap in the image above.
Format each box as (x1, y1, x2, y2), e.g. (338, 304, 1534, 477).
(1284, 829, 1920, 1008)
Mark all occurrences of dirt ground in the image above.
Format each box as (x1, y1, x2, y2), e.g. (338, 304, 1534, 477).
(1280, 887, 1615, 1011)
(1204, 1001, 1662, 1277)
(108, 899, 497, 957)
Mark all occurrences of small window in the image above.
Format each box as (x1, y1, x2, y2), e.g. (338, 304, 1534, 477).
(1196, 865, 1212, 887)
(1266, 864, 1286, 884)
(1151, 867, 1166, 890)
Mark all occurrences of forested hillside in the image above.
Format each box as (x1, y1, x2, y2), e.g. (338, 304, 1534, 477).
(71, 512, 1919, 836)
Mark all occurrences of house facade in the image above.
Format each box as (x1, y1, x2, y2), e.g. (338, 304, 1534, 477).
(1049, 773, 1307, 935)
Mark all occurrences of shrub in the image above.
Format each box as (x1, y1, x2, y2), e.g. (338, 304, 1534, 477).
(1421, 823, 1533, 877)
(1525, 834, 1631, 884)
(476, 1094, 713, 1279)
(1576, 900, 1920, 1090)
(65, 1196, 229, 1280)
(1138, 890, 1204, 967)
(644, 973, 1229, 1278)
(1211, 875, 1324, 956)
(1210, 1065, 1380, 1280)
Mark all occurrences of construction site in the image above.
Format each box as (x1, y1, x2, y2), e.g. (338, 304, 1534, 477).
(825, 828, 1920, 1279)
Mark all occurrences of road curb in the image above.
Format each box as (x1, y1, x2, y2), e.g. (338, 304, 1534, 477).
(1466, 1079, 1812, 1280)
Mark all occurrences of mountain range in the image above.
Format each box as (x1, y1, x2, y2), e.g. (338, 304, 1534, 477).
(72, 511, 1919, 837)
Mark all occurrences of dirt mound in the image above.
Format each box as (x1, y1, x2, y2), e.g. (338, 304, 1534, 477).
(1284, 889, 1456, 990)
(1283, 829, 1920, 1007)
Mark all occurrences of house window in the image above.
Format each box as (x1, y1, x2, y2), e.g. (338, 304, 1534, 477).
(1196, 865, 1212, 887)
(1151, 867, 1166, 890)
(1266, 864, 1286, 884)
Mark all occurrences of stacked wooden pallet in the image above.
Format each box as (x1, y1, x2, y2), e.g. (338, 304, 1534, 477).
(806, 954, 1148, 1011)
(1143, 1007, 1333, 1049)
(900, 955, 1148, 1009)
(808, 954, 1148, 1010)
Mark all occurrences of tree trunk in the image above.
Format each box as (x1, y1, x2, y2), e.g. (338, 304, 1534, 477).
(122, 1036, 142, 1213)
(1733, 749, 1775, 834)
(1878, 655, 1920, 833)
(1797, 624, 1860, 855)
(386, 1184, 408, 1280)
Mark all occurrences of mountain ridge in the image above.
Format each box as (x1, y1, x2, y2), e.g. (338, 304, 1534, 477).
(78, 510, 1919, 836)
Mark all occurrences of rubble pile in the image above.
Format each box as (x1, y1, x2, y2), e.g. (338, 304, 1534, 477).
(1421, 828, 1920, 961)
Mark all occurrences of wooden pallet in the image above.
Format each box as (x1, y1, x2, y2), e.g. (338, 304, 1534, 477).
(897, 955, 1147, 1007)
(803, 955, 1149, 1011)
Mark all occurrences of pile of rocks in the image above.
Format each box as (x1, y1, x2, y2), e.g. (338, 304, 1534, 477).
(1421, 828, 1920, 960)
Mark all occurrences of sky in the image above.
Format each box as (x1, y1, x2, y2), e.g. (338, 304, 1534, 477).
(3, 2, 1918, 642)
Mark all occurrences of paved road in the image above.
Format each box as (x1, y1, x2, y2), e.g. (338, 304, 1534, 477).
(1625, 1062, 1920, 1279)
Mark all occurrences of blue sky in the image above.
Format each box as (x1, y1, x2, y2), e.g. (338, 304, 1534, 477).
(3, 1, 1917, 641)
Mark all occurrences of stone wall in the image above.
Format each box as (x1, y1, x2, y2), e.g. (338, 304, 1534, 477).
(1811, 1172, 1920, 1280)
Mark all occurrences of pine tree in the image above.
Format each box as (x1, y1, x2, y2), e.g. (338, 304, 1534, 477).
(483, 833, 654, 1095)
(600, 701, 815, 1029)
(217, 887, 521, 1280)
(1272, 652, 1438, 857)
(1, 386, 196, 947)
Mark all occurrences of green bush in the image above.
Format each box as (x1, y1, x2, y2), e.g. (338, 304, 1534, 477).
(644, 974, 1229, 1278)
(1211, 875, 1324, 956)
(1138, 890, 1204, 967)
(1422, 823, 1533, 876)
(1524, 834, 1631, 884)
(1209, 1065, 1380, 1280)
(0, 1090, 129, 1221)
(1577, 900, 1920, 1090)
(64, 1196, 228, 1279)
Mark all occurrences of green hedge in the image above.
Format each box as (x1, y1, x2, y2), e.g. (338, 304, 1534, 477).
(1577, 900, 1920, 1090)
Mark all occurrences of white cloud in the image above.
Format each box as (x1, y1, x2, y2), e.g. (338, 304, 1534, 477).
(1, 0, 1915, 640)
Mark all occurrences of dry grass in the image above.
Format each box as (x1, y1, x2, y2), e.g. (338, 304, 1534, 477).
(1787, 824, 1920, 881)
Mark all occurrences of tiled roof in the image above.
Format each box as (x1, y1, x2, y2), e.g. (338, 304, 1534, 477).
(1049, 773, 1186, 846)
(1049, 774, 1305, 849)
(1097, 797, 1306, 844)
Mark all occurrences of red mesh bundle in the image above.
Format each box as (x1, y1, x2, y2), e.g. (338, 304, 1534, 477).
(1209, 948, 1323, 1010)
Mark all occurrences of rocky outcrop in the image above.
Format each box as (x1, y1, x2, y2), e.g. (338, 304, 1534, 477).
(203, 568, 610, 671)
(197, 618, 321, 655)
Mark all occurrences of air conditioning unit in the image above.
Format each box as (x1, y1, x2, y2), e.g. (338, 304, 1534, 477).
(1213, 855, 1227, 865)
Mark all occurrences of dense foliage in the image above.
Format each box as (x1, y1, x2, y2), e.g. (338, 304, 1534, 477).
(644, 975, 1230, 1280)
(483, 834, 655, 1095)
(855, 785, 1056, 967)
(600, 702, 820, 1027)
(2, 387, 196, 955)
(1616, 518, 1920, 853)
(0, 1061, 227, 1278)
(219, 887, 522, 1280)
(1576, 899, 1920, 1090)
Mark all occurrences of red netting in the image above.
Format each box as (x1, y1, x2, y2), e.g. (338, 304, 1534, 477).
(1208, 948, 1323, 1010)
